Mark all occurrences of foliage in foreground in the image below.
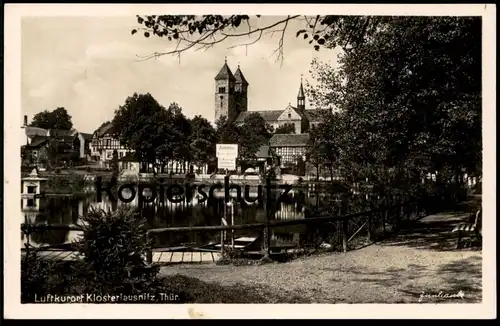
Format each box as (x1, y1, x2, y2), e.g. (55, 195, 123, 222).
(22, 208, 159, 302)
(21, 208, 298, 303)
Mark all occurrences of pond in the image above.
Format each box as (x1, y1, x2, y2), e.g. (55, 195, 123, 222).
(21, 183, 355, 250)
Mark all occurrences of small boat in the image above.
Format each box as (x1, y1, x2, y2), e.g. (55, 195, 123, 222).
(194, 236, 260, 252)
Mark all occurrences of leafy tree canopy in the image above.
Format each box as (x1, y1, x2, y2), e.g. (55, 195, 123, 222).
(30, 107, 73, 130)
(275, 123, 296, 134)
(307, 16, 481, 193)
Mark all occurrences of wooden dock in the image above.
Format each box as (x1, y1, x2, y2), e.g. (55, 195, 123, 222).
(22, 250, 222, 264)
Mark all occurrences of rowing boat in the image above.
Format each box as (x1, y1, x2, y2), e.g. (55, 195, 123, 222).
(193, 236, 260, 252)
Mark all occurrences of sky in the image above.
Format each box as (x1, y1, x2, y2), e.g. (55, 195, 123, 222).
(21, 16, 340, 133)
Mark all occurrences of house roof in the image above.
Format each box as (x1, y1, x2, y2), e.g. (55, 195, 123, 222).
(78, 132, 93, 141)
(214, 62, 235, 81)
(28, 135, 49, 148)
(234, 67, 248, 85)
(25, 126, 49, 138)
(269, 133, 310, 147)
(304, 108, 331, 122)
(235, 110, 284, 123)
(94, 123, 115, 137)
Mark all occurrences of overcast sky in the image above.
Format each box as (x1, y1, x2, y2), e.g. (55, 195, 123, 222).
(21, 16, 340, 133)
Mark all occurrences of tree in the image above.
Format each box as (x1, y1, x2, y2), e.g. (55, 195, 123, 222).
(112, 93, 173, 174)
(131, 15, 387, 62)
(188, 115, 217, 169)
(238, 113, 273, 160)
(307, 112, 342, 180)
(307, 17, 481, 197)
(215, 116, 239, 144)
(30, 107, 73, 130)
(165, 103, 192, 173)
(274, 123, 296, 134)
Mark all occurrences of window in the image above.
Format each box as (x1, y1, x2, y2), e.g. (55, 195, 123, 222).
(219, 87, 226, 93)
(27, 186, 36, 194)
(27, 199, 35, 207)
(288, 113, 292, 118)
(119, 152, 124, 158)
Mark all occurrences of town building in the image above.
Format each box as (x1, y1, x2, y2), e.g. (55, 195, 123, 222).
(73, 132, 92, 159)
(269, 133, 310, 168)
(21, 115, 89, 169)
(90, 122, 132, 165)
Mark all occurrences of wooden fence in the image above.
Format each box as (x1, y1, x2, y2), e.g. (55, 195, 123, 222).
(22, 196, 428, 264)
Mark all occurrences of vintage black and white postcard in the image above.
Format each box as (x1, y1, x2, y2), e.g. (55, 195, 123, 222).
(3, 3, 496, 319)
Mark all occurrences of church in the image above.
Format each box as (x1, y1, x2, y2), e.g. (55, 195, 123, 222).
(214, 59, 331, 134)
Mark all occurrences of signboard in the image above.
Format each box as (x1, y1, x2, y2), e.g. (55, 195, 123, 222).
(216, 144, 238, 170)
(216, 144, 238, 158)
(217, 157, 236, 170)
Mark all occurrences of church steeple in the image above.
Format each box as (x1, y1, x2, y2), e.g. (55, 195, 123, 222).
(215, 56, 235, 81)
(233, 62, 249, 114)
(297, 75, 305, 111)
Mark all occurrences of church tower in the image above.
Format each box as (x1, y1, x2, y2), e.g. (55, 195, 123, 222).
(297, 75, 306, 111)
(214, 58, 236, 122)
(233, 63, 249, 114)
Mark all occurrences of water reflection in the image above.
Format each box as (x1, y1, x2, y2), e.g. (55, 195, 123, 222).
(22, 184, 349, 249)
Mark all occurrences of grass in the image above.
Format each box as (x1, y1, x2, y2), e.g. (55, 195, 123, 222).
(160, 274, 309, 303)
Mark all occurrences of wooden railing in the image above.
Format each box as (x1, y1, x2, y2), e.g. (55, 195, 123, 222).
(143, 197, 425, 262)
(21, 196, 430, 264)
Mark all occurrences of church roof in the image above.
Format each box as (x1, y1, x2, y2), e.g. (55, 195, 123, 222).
(235, 110, 284, 123)
(298, 81, 305, 98)
(270, 133, 310, 147)
(234, 67, 248, 85)
(214, 62, 235, 81)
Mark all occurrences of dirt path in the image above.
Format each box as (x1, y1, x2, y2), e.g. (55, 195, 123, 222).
(160, 207, 482, 303)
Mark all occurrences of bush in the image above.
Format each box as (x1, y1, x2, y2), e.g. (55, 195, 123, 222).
(72, 208, 159, 295)
(21, 248, 53, 302)
(21, 207, 162, 302)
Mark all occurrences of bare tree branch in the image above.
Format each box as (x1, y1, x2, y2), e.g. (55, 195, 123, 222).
(135, 15, 301, 63)
(269, 15, 291, 67)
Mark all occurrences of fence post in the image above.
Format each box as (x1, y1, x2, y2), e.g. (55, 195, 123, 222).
(146, 232, 153, 264)
(342, 217, 348, 253)
(262, 178, 272, 259)
(367, 212, 372, 242)
(383, 198, 387, 237)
